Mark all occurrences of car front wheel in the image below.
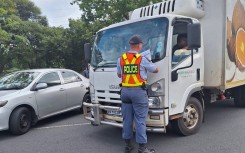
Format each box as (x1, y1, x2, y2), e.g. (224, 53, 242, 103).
(9, 107, 32, 135)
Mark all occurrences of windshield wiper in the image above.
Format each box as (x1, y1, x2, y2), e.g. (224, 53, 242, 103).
(93, 61, 117, 71)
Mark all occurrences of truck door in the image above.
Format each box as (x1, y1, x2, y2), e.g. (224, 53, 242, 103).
(168, 21, 203, 116)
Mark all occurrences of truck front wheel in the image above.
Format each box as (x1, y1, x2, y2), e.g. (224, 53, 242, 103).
(171, 97, 203, 136)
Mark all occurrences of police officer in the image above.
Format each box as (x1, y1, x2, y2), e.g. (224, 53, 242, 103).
(117, 35, 158, 153)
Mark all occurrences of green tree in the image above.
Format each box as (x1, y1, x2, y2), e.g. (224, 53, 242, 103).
(41, 27, 68, 68)
(65, 19, 89, 72)
(0, 0, 54, 75)
(15, 0, 41, 20)
(0, 0, 16, 15)
(72, 0, 162, 24)
(15, 0, 48, 26)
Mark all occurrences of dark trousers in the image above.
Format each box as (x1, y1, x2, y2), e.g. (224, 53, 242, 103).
(121, 87, 148, 144)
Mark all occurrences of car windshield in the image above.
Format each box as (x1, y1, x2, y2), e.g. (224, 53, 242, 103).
(0, 71, 40, 90)
(91, 17, 168, 67)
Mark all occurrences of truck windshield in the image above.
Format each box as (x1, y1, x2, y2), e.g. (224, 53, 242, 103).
(91, 17, 168, 67)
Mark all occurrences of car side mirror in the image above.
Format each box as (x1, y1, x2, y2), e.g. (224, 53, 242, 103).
(171, 70, 178, 82)
(35, 83, 48, 90)
(187, 23, 201, 50)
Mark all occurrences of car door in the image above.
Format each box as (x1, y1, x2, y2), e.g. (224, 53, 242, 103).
(35, 72, 67, 118)
(60, 70, 86, 108)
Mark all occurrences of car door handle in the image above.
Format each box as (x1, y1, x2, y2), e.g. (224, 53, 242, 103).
(59, 88, 65, 91)
(80, 84, 84, 87)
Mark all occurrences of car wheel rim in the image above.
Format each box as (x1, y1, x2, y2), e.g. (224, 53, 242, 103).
(183, 104, 199, 129)
(20, 114, 29, 129)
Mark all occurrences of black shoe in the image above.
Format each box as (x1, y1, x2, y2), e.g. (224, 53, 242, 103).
(124, 139, 134, 153)
(125, 145, 133, 153)
(138, 144, 155, 153)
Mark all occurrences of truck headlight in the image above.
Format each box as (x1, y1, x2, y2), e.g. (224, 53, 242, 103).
(0, 100, 8, 107)
(147, 79, 165, 96)
(148, 97, 160, 108)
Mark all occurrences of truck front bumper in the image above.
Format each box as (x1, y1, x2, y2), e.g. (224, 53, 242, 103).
(83, 102, 167, 133)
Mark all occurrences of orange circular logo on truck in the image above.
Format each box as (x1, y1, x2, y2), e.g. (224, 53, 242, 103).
(236, 28, 245, 66)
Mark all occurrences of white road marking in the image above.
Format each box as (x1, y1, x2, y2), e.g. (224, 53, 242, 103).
(34, 123, 90, 130)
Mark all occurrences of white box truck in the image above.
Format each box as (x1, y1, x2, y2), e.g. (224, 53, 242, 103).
(83, 0, 245, 135)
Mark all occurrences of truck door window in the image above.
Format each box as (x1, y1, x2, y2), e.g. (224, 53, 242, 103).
(171, 23, 190, 67)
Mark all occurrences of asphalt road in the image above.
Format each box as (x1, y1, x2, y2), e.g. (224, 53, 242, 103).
(1, 100, 245, 153)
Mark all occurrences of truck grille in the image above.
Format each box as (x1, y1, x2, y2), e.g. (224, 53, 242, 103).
(96, 90, 121, 103)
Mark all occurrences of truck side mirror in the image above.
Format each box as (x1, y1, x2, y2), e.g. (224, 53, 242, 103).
(84, 43, 91, 62)
(187, 23, 201, 50)
(171, 70, 178, 82)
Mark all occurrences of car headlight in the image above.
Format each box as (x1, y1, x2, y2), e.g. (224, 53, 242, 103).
(0, 100, 8, 107)
(147, 79, 165, 96)
(148, 97, 160, 108)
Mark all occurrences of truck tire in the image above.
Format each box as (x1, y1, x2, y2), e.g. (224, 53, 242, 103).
(81, 93, 96, 126)
(233, 86, 245, 107)
(9, 107, 32, 135)
(81, 93, 91, 113)
(171, 97, 203, 136)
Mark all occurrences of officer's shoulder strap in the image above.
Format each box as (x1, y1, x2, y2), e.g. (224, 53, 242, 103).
(122, 53, 141, 60)
(134, 53, 141, 59)
(122, 53, 127, 60)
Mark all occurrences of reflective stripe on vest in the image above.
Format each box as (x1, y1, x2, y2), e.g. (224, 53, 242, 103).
(120, 53, 146, 87)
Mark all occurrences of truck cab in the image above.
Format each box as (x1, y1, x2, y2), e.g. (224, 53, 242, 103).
(83, 0, 207, 135)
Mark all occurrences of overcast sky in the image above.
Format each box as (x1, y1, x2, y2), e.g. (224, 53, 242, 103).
(32, 0, 82, 28)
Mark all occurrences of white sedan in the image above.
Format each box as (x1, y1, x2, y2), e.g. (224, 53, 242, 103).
(0, 69, 90, 135)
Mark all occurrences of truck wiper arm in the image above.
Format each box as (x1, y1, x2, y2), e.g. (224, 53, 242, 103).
(93, 61, 117, 71)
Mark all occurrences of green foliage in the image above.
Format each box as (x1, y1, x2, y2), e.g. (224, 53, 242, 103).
(15, 0, 41, 21)
(72, 0, 162, 24)
(14, 0, 48, 26)
(0, 0, 16, 15)
(66, 19, 88, 72)
(36, 16, 48, 26)
(0, 0, 52, 74)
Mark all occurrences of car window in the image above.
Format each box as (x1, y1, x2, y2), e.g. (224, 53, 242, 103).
(38, 72, 61, 87)
(61, 71, 82, 84)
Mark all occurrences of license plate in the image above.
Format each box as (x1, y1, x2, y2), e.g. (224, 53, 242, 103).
(107, 110, 122, 116)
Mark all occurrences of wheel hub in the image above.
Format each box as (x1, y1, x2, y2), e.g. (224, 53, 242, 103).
(183, 104, 199, 129)
(20, 114, 28, 128)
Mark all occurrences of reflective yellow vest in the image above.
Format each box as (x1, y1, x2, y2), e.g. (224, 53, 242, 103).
(120, 53, 146, 87)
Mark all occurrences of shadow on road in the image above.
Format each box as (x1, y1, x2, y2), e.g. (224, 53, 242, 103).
(0, 110, 83, 140)
(0, 100, 241, 142)
(34, 109, 82, 127)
